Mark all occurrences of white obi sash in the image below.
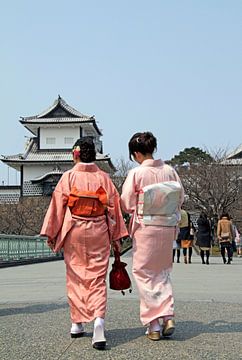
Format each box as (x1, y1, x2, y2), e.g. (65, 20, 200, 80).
(137, 181, 182, 226)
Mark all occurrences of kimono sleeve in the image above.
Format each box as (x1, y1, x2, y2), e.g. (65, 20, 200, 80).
(40, 173, 70, 243)
(106, 181, 128, 241)
(120, 169, 137, 214)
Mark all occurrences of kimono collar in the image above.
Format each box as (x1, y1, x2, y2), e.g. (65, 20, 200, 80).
(140, 159, 164, 167)
(73, 162, 99, 172)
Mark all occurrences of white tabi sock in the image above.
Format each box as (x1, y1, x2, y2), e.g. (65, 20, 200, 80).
(92, 317, 106, 343)
(149, 318, 161, 332)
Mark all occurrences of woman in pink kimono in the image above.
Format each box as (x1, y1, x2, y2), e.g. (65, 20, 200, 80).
(41, 137, 128, 350)
(121, 132, 184, 341)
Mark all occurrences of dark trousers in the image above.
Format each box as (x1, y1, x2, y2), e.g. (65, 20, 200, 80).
(173, 248, 180, 262)
(200, 249, 210, 264)
(183, 247, 192, 261)
(220, 242, 232, 264)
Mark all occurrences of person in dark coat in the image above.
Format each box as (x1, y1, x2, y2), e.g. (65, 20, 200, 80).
(196, 212, 212, 264)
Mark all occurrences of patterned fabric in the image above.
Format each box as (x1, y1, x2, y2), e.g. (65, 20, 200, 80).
(137, 181, 182, 226)
(121, 159, 184, 325)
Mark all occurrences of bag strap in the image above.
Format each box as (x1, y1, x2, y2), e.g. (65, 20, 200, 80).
(114, 249, 121, 263)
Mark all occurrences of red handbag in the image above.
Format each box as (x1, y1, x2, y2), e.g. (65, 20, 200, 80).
(109, 250, 132, 295)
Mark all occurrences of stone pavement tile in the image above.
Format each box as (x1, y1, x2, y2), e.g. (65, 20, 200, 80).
(0, 302, 70, 360)
(1, 299, 242, 360)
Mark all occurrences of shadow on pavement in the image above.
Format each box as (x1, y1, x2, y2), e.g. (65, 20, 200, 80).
(81, 319, 242, 349)
(0, 302, 68, 316)
(173, 319, 242, 341)
(77, 326, 144, 349)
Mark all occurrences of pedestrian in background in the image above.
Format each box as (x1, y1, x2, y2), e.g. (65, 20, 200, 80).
(196, 212, 212, 265)
(230, 218, 238, 260)
(217, 213, 233, 264)
(235, 228, 241, 257)
(173, 236, 181, 263)
(121, 131, 184, 341)
(177, 208, 193, 264)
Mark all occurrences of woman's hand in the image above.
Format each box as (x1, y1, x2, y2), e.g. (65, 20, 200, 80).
(47, 238, 56, 251)
(112, 240, 121, 253)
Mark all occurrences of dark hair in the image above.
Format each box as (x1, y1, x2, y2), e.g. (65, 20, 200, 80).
(199, 211, 207, 220)
(73, 137, 96, 163)
(128, 131, 157, 161)
(220, 213, 230, 220)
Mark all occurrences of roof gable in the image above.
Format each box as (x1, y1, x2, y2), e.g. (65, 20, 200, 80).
(19, 96, 102, 136)
(21, 95, 91, 121)
(42, 104, 75, 118)
(227, 144, 242, 160)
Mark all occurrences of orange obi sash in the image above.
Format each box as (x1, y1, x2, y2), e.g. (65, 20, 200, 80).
(67, 186, 108, 217)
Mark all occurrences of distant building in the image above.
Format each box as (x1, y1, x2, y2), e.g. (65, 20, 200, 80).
(1, 96, 115, 201)
(224, 144, 242, 168)
(225, 144, 242, 229)
(222, 144, 242, 186)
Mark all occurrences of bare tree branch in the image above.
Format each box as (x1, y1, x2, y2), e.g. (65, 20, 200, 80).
(111, 157, 134, 194)
(177, 148, 241, 218)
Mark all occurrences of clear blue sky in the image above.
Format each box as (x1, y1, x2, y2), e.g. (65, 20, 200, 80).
(1, 0, 241, 184)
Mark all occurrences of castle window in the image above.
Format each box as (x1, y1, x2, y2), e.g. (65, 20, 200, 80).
(46, 137, 56, 144)
(64, 137, 74, 144)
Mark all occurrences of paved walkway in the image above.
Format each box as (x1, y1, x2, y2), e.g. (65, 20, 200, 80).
(0, 250, 242, 360)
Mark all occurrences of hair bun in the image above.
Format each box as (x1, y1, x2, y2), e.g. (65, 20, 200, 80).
(143, 131, 153, 139)
(73, 137, 96, 163)
(128, 131, 157, 160)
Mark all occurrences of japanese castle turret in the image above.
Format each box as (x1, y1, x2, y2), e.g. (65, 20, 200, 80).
(1, 96, 115, 198)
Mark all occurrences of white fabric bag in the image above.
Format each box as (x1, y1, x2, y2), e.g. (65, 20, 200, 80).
(137, 181, 182, 226)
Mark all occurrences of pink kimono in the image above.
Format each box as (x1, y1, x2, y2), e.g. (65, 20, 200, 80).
(121, 159, 184, 326)
(41, 163, 128, 323)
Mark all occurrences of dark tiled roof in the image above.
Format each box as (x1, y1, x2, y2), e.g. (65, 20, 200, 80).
(1, 138, 111, 163)
(21, 96, 92, 121)
(20, 117, 92, 123)
(19, 96, 102, 136)
(226, 144, 242, 160)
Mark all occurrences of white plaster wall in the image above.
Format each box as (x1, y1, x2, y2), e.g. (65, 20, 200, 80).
(23, 164, 72, 181)
(40, 127, 80, 149)
(0, 188, 20, 195)
(39, 125, 99, 150)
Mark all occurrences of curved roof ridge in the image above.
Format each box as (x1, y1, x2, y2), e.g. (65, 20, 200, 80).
(32, 170, 64, 183)
(21, 96, 92, 120)
(227, 143, 242, 159)
(56, 96, 90, 119)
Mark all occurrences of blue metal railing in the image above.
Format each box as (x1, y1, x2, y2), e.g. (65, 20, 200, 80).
(0, 234, 132, 265)
(0, 234, 60, 262)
